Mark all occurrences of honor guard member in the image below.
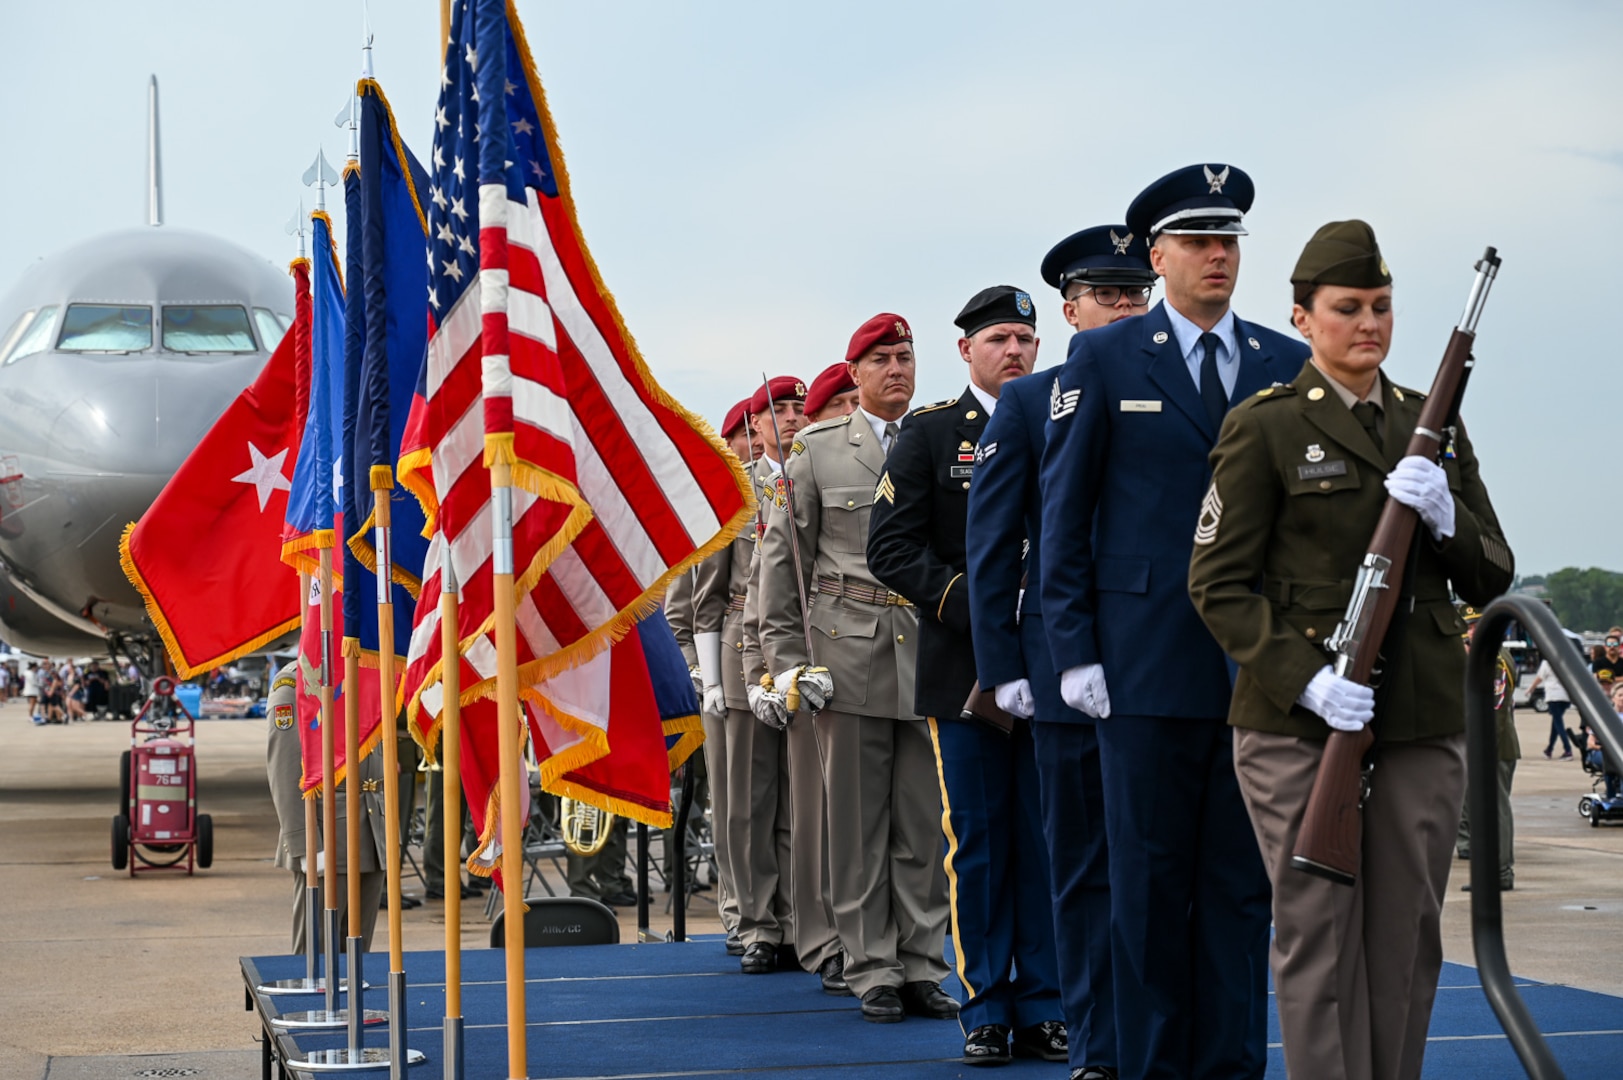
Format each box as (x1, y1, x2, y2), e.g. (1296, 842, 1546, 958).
(696, 379, 806, 974)
(1189, 221, 1514, 1079)
(966, 224, 1159, 1080)
(265, 661, 388, 952)
(759, 314, 955, 1024)
(868, 286, 1064, 1067)
(803, 361, 860, 424)
(1039, 164, 1306, 1080)
(692, 397, 753, 952)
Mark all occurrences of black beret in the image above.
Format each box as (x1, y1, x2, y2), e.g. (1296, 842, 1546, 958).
(1039, 225, 1157, 291)
(1290, 219, 1392, 290)
(954, 285, 1036, 337)
(1125, 163, 1254, 243)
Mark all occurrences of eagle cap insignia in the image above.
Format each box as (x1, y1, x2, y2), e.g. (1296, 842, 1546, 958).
(1305, 444, 1325, 463)
(1015, 291, 1033, 317)
(1110, 229, 1133, 255)
(1204, 164, 1230, 193)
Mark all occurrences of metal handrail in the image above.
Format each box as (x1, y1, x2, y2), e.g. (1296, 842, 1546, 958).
(1468, 595, 1622, 1078)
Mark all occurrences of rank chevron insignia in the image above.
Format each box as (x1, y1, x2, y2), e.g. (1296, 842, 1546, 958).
(1194, 481, 1223, 545)
(875, 472, 897, 505)
(1050, 378, 1081, 422)
(1204, 164, 1230, 193)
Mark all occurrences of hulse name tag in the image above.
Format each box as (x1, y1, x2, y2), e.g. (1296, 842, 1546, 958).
(1297, 460, 1348, 480)
(1120, 400, 1162, 413)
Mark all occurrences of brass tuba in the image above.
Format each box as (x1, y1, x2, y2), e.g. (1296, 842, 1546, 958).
(560, 796, 613, 856)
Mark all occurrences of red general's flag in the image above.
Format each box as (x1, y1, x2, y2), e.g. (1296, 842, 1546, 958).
(120, 264, 306, 678)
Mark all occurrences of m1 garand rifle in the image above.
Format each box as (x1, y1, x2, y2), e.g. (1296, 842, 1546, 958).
(1291, 247, 1502, 886)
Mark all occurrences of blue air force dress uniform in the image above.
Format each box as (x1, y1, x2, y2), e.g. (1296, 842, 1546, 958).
(1038, 166, 1306, 1079)
(867, 287, 1063, 1065)
(965, 225, 1161, 1079)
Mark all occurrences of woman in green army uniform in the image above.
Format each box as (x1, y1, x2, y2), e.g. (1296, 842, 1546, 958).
(1187, 220, 1514, 1080)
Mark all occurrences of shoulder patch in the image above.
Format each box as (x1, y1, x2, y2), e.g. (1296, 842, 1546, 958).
(272, 675, 296, 692)
(273, 703, 295, 729)
(910, 397, 958, 417)
(800, 414, 852, 437)
(790, 440, 805, 456)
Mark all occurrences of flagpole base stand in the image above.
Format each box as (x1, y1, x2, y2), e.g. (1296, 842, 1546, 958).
(287, 1047, 427, 1072)
(273, 1009, 389, 1030)
(442, 1016, 463, 1080)
(258, 977, 367, 996)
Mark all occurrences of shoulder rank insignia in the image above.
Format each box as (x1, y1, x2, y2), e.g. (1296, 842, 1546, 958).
(1050, 378, 1081, 421)
(273, 703, 295, 730)
(975, 441, 997, 465)
(911, 398, 957, 417)
(790, 439, 805, 456)
(1193, 481, 1222, 546)
(876, 472, 896, 505)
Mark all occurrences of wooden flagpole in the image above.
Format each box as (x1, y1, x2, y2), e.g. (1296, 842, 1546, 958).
(490, 460, 527, 1080)
(372, 475, 410, 1078)
(318, 545, 341, 1015)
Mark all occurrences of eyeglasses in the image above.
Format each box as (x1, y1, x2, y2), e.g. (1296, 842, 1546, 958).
(1070, 284, 1154, 307)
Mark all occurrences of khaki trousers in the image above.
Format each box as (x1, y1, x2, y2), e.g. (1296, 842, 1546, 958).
(814, 709, 949, 997)
(786, 708, 839, 970)
(700, 711, 739, 933)
(723, 706, 794, 946)
(1234, 728, 1465, 1080)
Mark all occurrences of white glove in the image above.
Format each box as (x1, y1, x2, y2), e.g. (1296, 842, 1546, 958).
(701, 684, 727, 718)
(748, 682, 789, 730)
(993, 679, 1035, 720)
(688, 666, 704, 700)
(1059, 664, 1111, 719)
(1297, 666, 1375, 732)
(774, 665, 834, 713)
(1385, 455, 1455, 541)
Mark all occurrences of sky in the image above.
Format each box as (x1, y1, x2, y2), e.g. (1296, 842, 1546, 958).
(3, 0, 1620, 575)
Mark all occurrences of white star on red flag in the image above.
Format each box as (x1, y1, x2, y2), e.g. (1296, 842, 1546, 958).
(231, 441, 292, 511)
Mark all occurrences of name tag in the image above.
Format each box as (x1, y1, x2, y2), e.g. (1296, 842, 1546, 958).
(1120, 399, 1162, 413)
(950, 465, 974, 478)
(1297, 460, 1348, 480)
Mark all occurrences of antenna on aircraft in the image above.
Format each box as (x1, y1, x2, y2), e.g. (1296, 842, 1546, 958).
(302, 151, 340, 211)
(284, 199, 307, 259)
(145, 75, 163, 227)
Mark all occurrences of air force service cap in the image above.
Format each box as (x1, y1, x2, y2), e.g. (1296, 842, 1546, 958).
(954, 286, 1037, 338)
(1040, 225, 1157, 292)
(846, 313, 913, 362)
(749, 375, 807, 415)
(1126, 163, 1254, 243)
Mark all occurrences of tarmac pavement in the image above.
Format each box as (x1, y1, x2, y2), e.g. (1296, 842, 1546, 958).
(0, 697, 1615, 1079)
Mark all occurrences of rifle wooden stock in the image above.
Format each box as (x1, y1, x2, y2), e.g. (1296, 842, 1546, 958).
(1291, 248, 1498, 885)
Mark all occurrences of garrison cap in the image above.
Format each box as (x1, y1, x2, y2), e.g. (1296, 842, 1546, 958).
(846, 313, 913, 363)
(954, 285, 1037, 338)
(721, 399, 750, 439)
(1291, 219, 1392, 290)
(749, 376, 807, 415)
(1126, 163, 1254, 242)
(803, 361, 857, 417)
(1040, 225, 1157, 291)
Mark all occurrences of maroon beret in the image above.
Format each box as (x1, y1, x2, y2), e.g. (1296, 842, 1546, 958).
(721, 398, 750, 439)
(803, 361, 857, 417)
(845, 313, 913, 363)
(748, 375, 807, 416)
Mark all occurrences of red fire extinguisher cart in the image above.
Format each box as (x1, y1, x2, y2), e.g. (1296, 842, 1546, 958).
(112, 675, 213, 876)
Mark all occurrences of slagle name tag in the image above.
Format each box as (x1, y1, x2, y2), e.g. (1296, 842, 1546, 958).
(1297, 460, 1348, 480)
(1119, 399, 1162, 413)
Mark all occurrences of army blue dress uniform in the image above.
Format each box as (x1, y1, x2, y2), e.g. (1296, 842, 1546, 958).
(868, 287, 1062, 1066)
(965, 224, 1161, 1080)
(1038, 166, 1306, 1079)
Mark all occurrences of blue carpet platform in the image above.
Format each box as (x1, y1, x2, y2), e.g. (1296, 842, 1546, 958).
(242, 938, 1623, 1079)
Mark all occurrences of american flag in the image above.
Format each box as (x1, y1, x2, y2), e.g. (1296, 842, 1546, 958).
(399, 0, 750, 795)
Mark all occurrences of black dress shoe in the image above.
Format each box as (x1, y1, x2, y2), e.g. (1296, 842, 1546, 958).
(859, 985, 904, 1023)
(724, 932, 745, 956)
(602, 889, 638, 907)
(962, 1023, 1012, 1066)
(1013, 1020, 1068, 1061)
(1070, 1068, 1119, 1080)
(776, 942, 800, 970)
(899, 980, 959, 1019)
(817, 954, 852, 996)
(740, 941, 778, 974)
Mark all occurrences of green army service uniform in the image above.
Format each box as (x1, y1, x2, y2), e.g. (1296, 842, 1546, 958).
(265, 662, 388, 953)
(757, 409, 948, 1000)
(694, 454, 792, 948)
(1188, 359, 1513, 1080)
(1456, 643, 1520, 886)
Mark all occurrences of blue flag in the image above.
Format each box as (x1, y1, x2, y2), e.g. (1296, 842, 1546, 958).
(284, 211, 346, 557)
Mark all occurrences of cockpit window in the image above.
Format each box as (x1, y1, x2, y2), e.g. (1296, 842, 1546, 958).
(252, 308, 286, 351)
(57, 304, 153, 352)
(163, 305, 257, 353)
(1, 306, 59, 364)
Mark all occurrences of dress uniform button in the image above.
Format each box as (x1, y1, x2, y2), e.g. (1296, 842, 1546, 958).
(1305, 627, 1317, 639)
(847, 499, 855, 507)
(830, 629, 838, 637)
(1319, 480, 1332, 490)
(1307, 387, 1326, 401)
(961, 481, 970, 490)
(896, 634, 905, 643)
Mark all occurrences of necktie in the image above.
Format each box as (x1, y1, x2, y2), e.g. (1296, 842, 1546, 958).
(1352, 401, 1382, 444)
(1199, 332, 1227, 432)
(883, 421, 899, 452)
